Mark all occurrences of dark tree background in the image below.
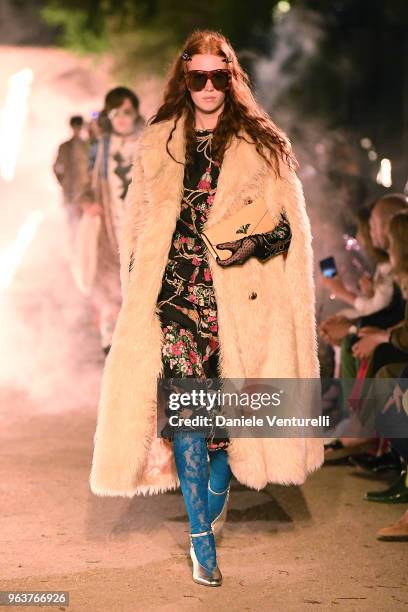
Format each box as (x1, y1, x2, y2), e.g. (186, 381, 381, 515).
(2, 0, 407, 193)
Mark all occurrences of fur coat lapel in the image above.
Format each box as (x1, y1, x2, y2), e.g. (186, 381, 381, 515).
(138, 111, 274, 226)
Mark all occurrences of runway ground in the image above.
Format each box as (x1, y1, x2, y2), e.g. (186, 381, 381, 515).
(1, 388, 407, 611)
(0, 212, 407, 612)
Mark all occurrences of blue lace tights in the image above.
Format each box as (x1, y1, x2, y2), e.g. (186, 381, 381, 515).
(208, 446, 233, 522)
(173, 432, 232, 572)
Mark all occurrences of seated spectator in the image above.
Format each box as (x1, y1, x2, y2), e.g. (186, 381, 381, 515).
(352, 209, 408, 376)
(368, 363, 408, 541)
(320, 194, 407, 347)
(321, 194, 408, 453)
(350, 211, 408, 471)
(322, 205, 393, 320)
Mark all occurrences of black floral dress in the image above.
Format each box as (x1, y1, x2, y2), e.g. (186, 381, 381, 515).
(156, 128, 292, 450)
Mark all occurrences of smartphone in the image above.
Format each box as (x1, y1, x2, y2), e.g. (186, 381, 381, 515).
(319, 256, 337, 278)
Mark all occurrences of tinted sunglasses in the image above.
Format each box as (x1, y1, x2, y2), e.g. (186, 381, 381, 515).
(184, 69, 231, 92)
(108, 107, 137, 120)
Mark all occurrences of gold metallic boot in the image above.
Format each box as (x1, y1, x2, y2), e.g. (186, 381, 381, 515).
(189, 530, 222, 587)
(209, 484, 230, 537)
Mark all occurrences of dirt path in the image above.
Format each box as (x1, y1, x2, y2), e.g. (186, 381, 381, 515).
(1, 391, 407, 611)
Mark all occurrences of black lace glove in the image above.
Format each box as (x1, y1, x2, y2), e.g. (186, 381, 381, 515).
(215, 209, 292, 267)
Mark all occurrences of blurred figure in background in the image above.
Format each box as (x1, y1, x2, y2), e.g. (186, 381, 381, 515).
(79, 87, 145, 355)
(87, 111, 102, 145)
(53, 115, 89, 244)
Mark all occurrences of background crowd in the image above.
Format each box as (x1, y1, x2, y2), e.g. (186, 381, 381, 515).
(319, 195, 408, 541)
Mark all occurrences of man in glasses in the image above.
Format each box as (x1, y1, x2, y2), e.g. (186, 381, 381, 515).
(79, 87, 145, 355)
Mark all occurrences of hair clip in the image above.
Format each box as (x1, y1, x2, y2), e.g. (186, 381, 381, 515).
(222, 54, 233, 64)
(181, 51, 192, 61)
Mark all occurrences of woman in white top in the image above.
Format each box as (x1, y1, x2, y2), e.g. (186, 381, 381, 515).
(322, 206, 393, 318)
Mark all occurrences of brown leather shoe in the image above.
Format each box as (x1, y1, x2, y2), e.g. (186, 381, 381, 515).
(376, 510, 408, 541)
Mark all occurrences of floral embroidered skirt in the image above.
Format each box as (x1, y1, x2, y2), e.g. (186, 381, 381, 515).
(156, 279, 230, 451)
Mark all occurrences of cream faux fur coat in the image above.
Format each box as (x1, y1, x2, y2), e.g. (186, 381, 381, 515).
(89, 111, 324, 497)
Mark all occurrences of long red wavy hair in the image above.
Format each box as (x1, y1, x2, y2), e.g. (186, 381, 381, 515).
(150, 29, 298, 178)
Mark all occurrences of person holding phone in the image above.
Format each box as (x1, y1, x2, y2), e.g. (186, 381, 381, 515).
(89, 30, 324, 587)
(320, 197, 407, 323)
(321, 200, 407, 457)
